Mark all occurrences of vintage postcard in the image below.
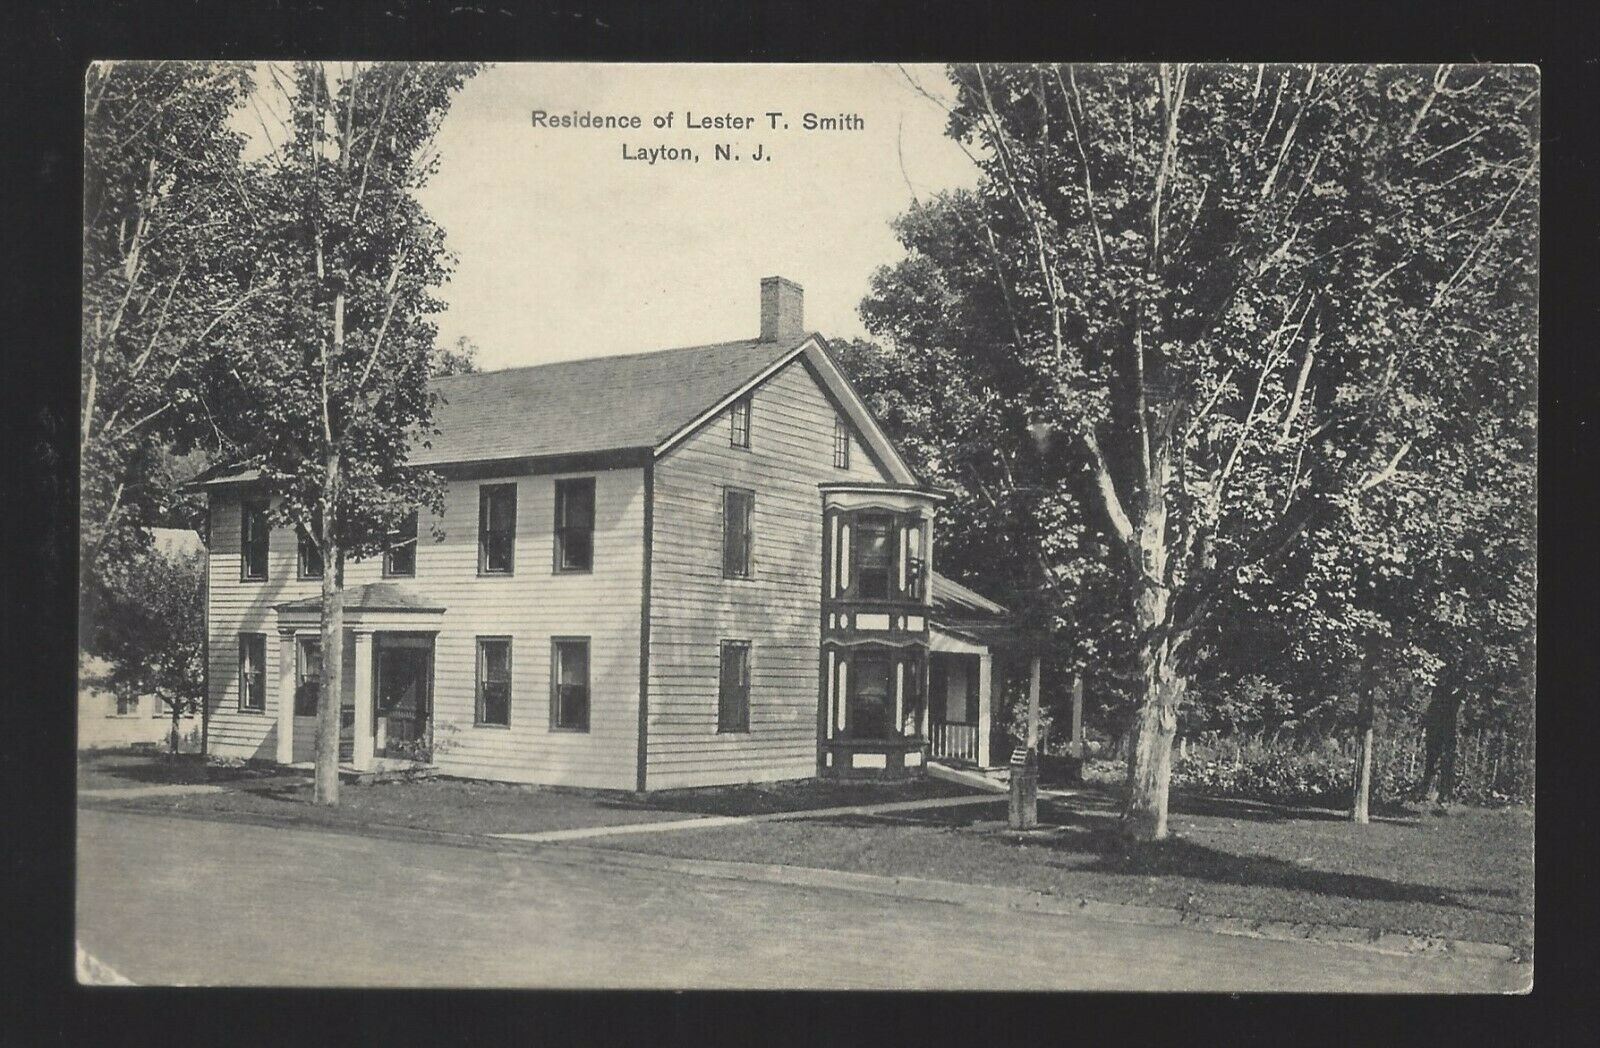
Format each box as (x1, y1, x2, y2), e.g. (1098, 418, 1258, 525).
(77, 61, 1535, 991)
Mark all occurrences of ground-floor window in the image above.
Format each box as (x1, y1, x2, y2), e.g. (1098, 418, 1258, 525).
(551, 637, 590, 732)
(718, 640, 751, 733)
(294, 635, 321, 715)
(238, 633, 267, 712)
(831, 645, 928, 741)
(476, 637, 512, 727)
(114, 691, 138, 716)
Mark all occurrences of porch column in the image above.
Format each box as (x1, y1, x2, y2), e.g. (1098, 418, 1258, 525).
(275, 630, 296, 765)
(977, 650, 994, 768)
(351, 629, 374, 771)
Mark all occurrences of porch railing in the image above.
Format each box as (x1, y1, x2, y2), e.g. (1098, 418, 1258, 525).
(930, 721, 980, 764)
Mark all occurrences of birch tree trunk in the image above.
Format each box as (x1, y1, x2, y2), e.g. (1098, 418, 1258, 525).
(313, 446, 345, 806)
(1351, 684, 1375, 824)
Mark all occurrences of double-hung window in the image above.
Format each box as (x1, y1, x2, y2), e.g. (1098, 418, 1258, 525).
(554, 478, 595, 573)
(294, 636, 321, 715)
(723, 488, 754, 579)
(478, 484, 517, 575)
(476, 638, 512, 727)
(833, 416, 850, 470)
(855, 514, 894, 600)
(718, 640, 751, 733)
(297, 517, 323, 580)
(241, 500, 269, 581)
(385, 511, 418, 577)
(238, 634, 267, 712)
(730, 393, 751, 448)
(551, 638, 590, 731)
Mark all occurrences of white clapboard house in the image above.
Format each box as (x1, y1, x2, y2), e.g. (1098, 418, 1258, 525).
(191, 278, 1014, 790)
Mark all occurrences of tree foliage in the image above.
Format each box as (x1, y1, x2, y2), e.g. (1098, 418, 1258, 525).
(81, 62, 255, 604)
(854, 64, 1537, 837)
(197, 61, 481, 803)
(90, 541, 206, 751)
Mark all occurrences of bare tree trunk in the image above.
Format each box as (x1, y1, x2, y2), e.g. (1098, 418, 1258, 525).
(1419, 682, 1461, 805)
(1351, 681, 1375, 824)
(313, 446, 344, 806)
(169, 700, 181, 756)
(1120, 491, 1185, 841)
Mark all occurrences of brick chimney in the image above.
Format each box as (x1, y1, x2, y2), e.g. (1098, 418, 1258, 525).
(759, 276, 804, 342)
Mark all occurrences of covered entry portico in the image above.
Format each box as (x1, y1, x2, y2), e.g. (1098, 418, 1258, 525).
(272, 583, 445, 774)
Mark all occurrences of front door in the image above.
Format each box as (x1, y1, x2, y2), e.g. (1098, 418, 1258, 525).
(375, 645, 431, 760)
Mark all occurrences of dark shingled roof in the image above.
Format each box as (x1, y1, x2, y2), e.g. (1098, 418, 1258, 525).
(930, 571, 1017, 647)
(275, 583, 445, 613)
(412, 335, 808, 466)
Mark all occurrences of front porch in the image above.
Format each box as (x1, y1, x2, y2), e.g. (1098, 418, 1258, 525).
(273, 583, 444, 775)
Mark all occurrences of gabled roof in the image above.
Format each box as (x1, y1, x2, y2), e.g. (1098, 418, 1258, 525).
(413, 335, 806, 467)
(190, 332, 921, 487)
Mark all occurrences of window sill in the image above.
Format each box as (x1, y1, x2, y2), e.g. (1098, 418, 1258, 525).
(237, 708, 266, 715)
(553, 566, 594, 576)
(476, 571, 516, 578)
(472, 722, 511, 730)
(548, 725, 590, 734)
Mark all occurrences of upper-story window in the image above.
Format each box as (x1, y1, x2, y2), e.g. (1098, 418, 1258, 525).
(855, 514, 894, 600)
(241, 499, 269, 581)
(385, 511, 418, 577)
(833, 416, 850, 470)
(723, 487, 754, 579)
(730, 393, 751, 448)
(554, 477, 595, 573)
(478, 483, 517, 575)
(833, 511, 928, 604)
(297, 524, 324, 580)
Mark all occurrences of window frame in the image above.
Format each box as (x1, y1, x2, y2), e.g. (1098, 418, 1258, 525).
(833, 416, 850, 470)
(475, 636, 513, 728)
(383, 511, 418, 578)
(237, 633, 267, 713)
(729, 393, 752, 448)
(550, 636, 591, 733)
(294, 635, 322, 716)
(717, 640, 752, 734)
(240, 499, 269, 582)
(297, 524, 324, 581)
(477, 483, 518, 576)
(845, 649, 895, 740)
(722, 486, 755, 580)
(853, 512, 895, 601)
(553, 477, 597, 574)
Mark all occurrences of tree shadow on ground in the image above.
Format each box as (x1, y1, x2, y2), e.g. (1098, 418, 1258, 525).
(1033, 824, 1486, 911)
(1058, 783, 1417, 825)
(78, 751, 279, 787)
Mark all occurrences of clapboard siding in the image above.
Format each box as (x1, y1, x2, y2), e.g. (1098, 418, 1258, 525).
(206, 466, 646, 789)
(646, 358, 889, 789)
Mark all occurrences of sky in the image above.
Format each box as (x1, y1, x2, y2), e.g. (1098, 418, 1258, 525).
(406, 63, 980, 371)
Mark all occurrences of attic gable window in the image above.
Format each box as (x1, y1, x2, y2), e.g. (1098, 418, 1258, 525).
(833, 416, 850, 470)
(730, 393, 751, 448)
(241, 499, 269, 581)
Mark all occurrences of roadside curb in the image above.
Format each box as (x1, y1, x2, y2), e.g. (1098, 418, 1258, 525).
(81, 797, 1526, 967)
(544, 841, 1524, 965)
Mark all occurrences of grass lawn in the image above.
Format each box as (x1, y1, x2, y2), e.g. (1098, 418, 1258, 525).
(80, 752, 978, 837)
(589, 785, 1534, 949)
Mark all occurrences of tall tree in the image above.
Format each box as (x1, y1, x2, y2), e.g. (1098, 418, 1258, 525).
(81, 62, 257, 632)
(204, 62, 481, 804)
(868, 64, 1536, 839)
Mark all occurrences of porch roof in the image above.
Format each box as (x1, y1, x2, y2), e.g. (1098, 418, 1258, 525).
(929, 571, 1019, 649)
(274, 583, 446, 614)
